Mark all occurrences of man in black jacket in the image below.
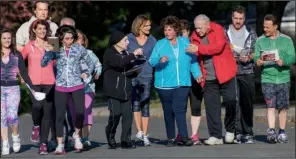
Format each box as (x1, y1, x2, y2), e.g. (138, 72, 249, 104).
(103, 31, 143, 149)
(224, 6, 258, 144)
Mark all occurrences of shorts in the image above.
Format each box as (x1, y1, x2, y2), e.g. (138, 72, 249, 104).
(262, 82, 291, 110)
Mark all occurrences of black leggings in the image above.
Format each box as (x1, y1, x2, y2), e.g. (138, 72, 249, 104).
(54, 89, 85, 138)
(189, 80, 203, 117)
(29, 85, 54, 144)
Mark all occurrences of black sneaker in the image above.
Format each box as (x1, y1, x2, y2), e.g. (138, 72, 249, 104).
(121, 141, 136, 149)
(166, 139, 176, 147)
(244, 135, 255, 144)
(177, 137, 193, 146)
(267, 128, 277, 144)
(234, 134, 243, 144)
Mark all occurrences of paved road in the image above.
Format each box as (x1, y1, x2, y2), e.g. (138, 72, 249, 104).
(2, 114, 295, 159)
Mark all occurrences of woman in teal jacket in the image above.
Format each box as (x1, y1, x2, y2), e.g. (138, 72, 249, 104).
(149, 16, 202, 147)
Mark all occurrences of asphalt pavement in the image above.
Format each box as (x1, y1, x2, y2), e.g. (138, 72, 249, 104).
(1, 114, 295, 158)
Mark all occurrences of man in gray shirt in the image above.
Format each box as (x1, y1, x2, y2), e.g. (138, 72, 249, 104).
(225, 5, 258, 144)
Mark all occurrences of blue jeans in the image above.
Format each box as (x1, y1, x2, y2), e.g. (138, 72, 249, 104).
(132, 77, 152, 117)
(156, 87, 190, 139)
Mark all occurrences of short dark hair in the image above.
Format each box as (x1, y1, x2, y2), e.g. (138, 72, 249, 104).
(160, 15, 181, 35)
(33, 1, 49, 10)
(55, 25, 78, 45)
(232, 5, 246, 16)
(180, 19, 189, 31)
(264, 14, 279, 26)
(29, 19, 52, 41)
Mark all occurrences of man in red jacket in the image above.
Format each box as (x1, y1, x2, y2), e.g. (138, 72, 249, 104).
(187, 14, 238, 145)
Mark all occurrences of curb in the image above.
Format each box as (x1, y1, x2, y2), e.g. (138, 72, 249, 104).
(92, 107, 295, 123)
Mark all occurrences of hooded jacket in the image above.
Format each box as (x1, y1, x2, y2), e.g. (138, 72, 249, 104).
(103, 31, 137, 100)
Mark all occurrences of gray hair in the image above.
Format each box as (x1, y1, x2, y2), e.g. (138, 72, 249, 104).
(60, 17, 76, 27)
(194, 14, 210, 23)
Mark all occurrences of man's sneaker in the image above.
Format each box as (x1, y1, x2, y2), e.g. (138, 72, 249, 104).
(191, 134, 201, 145)
(82, 137, 92, 150)
(39, 143, 48, 155)
(55, 144, 65, 155)
(12, 133, 21, 153)
(267, 128, 277, 144)
(277, 132, 289, 143)
(224, 132, 235, 144)
(143, 135, 151, 146)
(72, 133, 83, 151)
(166, 139, 176, 147)
(244, 135, 255, 144)
(30, 126, 40, 143)
(204, 137, 223, 146)
(135, 131, 144, 141)
(1, 140, 10, 155)
(234, 134, 243, 144)
(48, 140, 57, 151)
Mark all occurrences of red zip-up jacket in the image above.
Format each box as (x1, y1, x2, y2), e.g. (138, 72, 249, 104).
(190, 22, 237, 87)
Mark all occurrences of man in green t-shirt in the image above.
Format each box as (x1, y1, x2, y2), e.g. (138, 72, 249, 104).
(254, 14, 296, 144)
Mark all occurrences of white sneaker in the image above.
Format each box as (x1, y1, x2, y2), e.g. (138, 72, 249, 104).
(1, 140, 10, 155)
(135, 131, 144, 141)
(225, 132, 235, 144)
(55, 144, 65, 155)
(204, 137, 223, 146)
(12, 133, 21, 153)
(143, 135, 151, 146)
(72, 133, 83, 150)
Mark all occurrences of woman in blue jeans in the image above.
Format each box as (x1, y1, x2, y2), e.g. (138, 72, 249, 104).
(149, 16, 203, 147)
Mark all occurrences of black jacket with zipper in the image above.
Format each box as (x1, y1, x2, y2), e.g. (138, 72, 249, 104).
(103, 46, 137, 100)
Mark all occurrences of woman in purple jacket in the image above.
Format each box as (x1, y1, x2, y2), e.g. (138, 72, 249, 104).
(1, 29, 34, 155)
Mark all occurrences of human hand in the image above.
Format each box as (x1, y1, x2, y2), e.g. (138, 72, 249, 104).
(45, 44, 54, 51)
(239, 55, 249, 63)
(160, 56, 168, 63)
(275, 59, 283, 66)
(94, 74, 100, 80)
(196, 76, 203, 83)
(186, 44, 198, 54)
(133, 48, 143, 56)
(256, 59, 264, 66)
(81, 73, 87, 79)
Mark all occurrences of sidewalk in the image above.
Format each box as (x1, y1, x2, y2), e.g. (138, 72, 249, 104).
(92, 105, 295, 122)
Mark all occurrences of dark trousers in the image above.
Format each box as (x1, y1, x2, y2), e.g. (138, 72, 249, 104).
(55, 89, 85, 138)
(204, 78, 237, 139)
(190, 79, 203, 117)
(235, 74, 255, 136)
(29, 85, 54, 144)
(105, 98, 133, 142)
(156, 87, 190, 139)
(66, 96, 75, 136)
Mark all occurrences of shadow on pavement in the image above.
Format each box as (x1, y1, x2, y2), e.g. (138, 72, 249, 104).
(254, 135, 269, 143)
(18, 144, 39, 153)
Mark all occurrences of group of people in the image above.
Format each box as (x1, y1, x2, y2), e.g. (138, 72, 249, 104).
(1, 1, 295, 156)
